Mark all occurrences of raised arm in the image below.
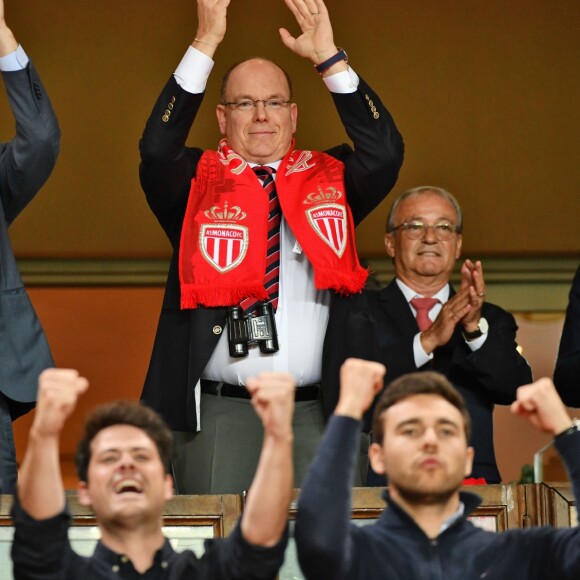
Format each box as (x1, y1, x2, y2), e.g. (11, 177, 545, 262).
(510, 378, 580, 576)
(18, 369, 89, 519)
(240, 372, 295, 547)
(0, 0, 60, 223)
(280, 0, 403, 224)
(139, 0, 230, 240)
(296, 359, 385, 579)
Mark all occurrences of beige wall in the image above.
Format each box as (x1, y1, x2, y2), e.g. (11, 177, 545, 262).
(4, 1, 580, 486)
(0, 0, 579, 258)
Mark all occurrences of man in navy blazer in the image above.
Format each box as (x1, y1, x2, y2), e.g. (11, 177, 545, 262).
(0, 0, 60, 494)
(139, 0, 403, 494)
(323, 186, 532, 483)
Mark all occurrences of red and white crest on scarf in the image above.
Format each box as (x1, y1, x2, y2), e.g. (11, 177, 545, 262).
(200, 203, 248, 273)
(304, 187, 347, 257)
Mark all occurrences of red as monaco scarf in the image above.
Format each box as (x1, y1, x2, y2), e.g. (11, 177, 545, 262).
(179, 139, 367, 309)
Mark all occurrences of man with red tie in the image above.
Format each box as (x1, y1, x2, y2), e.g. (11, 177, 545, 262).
(323, 186, 531, 483)
(139, 0, 403, 494)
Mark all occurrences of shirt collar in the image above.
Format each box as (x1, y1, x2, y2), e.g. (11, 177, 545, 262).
(396, 278, 450, 304)
(249, 160, 282, 171)
(439, 501, 465, 533)
(93, 537, 175, 574)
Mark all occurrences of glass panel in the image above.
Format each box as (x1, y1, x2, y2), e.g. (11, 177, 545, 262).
(0, 524, 216, 579)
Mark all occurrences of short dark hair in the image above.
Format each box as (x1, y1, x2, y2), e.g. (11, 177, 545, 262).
(371, 371, 471, 444)
(385, 186, 463, 234)
(76, 401, 173, 482)
(219, 57, 293, 103)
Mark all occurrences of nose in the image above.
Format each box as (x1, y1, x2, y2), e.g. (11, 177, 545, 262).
(117, 452, 136, 470)
(422, 225, 437, 243)
(253, 101, 269, 121)
(422, 427, 439, 448)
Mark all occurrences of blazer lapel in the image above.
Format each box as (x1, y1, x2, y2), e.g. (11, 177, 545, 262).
(378, 280, 419, 335)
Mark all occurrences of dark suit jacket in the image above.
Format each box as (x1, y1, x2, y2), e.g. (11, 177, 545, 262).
(139, 73, 404, 431)
(0, 61, 60, 418)
(322, 280, 533, 482)
(554, 265, 580, 406)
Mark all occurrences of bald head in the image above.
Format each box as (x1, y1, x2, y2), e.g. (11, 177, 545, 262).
(216, 58, 298, 164)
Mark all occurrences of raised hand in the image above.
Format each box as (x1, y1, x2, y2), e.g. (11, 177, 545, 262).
(420, 288, 472, 354)
(0, 0, 18, 57)
(32, 368, 89, 438)
(511, 378, 573, 436)
(279, 0, 339, 66)
(192, 0, 231, 55)
(246, 372, 295, 441)
(335, 358, 386, 420)
(460, 259, 486, 330)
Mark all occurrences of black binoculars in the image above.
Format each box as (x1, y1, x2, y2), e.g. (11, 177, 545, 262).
(227, 302, 279, 358)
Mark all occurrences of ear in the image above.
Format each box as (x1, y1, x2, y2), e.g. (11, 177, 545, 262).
(216, 104, 227, 136)
(290, 102, 298, 134)
(464, 446, 475, 477)
(369, 442, 387, 475)
(164, 474, 174, 501)
(455, 234, 463, 260)
(77, 481, 92, 507)
(385, 233, 396, 258)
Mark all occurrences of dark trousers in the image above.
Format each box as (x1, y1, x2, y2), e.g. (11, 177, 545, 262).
(172, 392, 327, 494)
(0, 392, 17, 495)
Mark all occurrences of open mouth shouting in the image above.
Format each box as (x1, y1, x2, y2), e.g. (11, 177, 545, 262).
(113, 478, 144, 495)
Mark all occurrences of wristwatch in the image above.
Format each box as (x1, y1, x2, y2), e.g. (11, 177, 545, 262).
(463, 317, 489, 341)
(314, 48, 348, 74)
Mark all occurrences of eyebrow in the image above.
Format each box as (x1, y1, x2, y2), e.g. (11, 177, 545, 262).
(406, 215, 455, 223)
(230, 93, 288, 101)
(96, 446, 153, 455)
(396, 418, 460, 430)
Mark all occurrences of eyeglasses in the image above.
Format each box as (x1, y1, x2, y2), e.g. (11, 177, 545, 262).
(222, 99, 292, 112)
(391, 221, 459, 241)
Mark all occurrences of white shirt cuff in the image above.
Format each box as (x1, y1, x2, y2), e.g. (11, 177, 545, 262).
(0, 45, 29, 72)
(413, 333, 434, 367)
(322, 66, 359, 94)
(465, 333, 487, 351)
(174, 46, 214, 94)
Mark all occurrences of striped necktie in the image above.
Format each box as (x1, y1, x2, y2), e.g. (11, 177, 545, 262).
(240, 166, 281, 314)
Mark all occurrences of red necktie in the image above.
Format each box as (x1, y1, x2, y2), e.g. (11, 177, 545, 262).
(240, 166, 281, 314)
(410, 297, 438, 331)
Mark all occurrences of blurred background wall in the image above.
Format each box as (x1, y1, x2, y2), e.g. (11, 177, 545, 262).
(3, 0, 580, 486)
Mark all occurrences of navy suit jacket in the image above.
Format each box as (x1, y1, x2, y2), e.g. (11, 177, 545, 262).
(322, 279, 533, 482)
(0, 62, 60, 418)
(139, 73, 404, 432)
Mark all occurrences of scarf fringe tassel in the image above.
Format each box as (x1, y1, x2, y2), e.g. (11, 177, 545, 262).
(314, 267, 368, 295)
(181, 285, 269, 309)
